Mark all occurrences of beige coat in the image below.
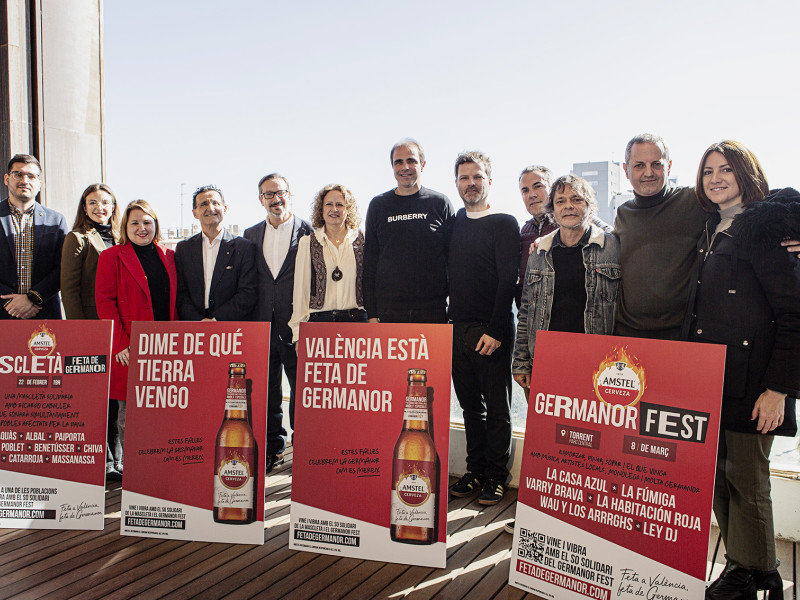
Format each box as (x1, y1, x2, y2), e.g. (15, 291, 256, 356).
(60, 228, 107, 319)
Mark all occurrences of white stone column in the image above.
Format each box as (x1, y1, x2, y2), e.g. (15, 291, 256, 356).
(1, 0, 104, 218)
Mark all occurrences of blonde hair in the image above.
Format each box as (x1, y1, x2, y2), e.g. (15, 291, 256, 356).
(311, 184, 361, 230)
(119, 199, 161, 245)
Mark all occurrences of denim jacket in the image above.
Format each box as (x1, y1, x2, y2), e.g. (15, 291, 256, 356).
(512, 225, 621, 374)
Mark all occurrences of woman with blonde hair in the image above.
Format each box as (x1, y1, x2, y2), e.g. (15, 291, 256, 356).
(96, 200, 177, 475)
(289, 184, 366, 343)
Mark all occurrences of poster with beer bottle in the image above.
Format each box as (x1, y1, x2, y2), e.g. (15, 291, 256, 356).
(390, 368, 438, 544)
(290, 322, 452, 568)
(120, 322, 268, 544)
(0, 321, 111, 530)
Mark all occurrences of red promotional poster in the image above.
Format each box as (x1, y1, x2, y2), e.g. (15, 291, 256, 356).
(120, 321, 268, 545)
(290, 323, 452, 568)
(0, 321, 112, 530)
(509, 332, 725, 600)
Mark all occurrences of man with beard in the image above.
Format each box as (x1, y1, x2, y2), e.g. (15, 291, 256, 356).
(363, 138, 454, 324)
(175, 185, 257, 321)
(447, 151, 520, 506)
(1, 154, 68, 319)
(245, 173, 312, 472)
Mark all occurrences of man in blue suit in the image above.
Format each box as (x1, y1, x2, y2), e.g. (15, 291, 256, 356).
(1, 154, 68, 320)
(175, 185, 257, 322)
(244, 173, 312, 472)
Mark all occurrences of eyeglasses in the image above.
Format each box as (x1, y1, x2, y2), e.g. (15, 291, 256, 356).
(9, 171, 40, 182)
(259, 190, 290, 200)
(86, 199, 113, 207)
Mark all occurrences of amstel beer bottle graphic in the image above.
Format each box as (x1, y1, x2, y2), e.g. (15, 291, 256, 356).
(213, 362, 256, 524)
(390, 368, 439, 544)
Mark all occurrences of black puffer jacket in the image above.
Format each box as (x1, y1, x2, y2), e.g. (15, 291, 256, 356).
(684, 188, 800, 436)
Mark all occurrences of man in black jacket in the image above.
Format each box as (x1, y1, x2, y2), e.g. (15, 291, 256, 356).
(244, 174, 312, 472)
(175, 185, 257, 322)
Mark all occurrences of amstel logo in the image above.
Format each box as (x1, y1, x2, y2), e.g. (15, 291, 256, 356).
(396, 470, 431, 507)
(28, 324, 56, 357)
(219, 454, 250, 489)
(592, 346, 646, 407)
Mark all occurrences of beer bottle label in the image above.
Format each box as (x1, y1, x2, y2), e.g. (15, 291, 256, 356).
(213, 446, 254, 509)
(390, 459, 435, 528)
(224, 380, 247, 411)
(403, 395, 428, 422)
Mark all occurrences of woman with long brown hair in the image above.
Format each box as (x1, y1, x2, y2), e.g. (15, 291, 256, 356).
(61, 183, 122, 479)
(61, 184, 120, 319)
(686, 141, 800, 600)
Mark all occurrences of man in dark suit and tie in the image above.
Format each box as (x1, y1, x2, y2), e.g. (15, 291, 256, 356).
(244, 173, 312, 472)
(175, 185, 257, 322)
(1, 154, 68, 319)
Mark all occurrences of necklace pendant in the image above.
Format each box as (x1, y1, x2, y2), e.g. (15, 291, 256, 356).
(331, 266, 343, 281)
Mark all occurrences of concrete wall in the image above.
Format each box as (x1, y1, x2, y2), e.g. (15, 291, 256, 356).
(0, 0, 37, 166)
(39, 0, 104, 217)
(0, 0, 104, 218)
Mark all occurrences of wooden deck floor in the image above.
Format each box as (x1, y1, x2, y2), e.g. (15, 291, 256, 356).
(0, 448, 541, 600)
(3, 449, 795, 599)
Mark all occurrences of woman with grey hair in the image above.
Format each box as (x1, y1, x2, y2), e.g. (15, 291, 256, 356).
(513, 173, 619, 389)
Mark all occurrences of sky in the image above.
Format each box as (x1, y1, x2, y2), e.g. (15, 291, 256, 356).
(103, 0, 800, 232)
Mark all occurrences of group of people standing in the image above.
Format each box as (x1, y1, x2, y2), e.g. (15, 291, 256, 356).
(1, 131, 798, 599)
(506, 137, 799, 600)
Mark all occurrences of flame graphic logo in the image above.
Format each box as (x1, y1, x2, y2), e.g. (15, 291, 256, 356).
(27, 324, 56, 357)
(592, 346, 646, 407)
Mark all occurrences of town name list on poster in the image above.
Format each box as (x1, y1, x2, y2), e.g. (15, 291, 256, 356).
(0, 322, 111, 530)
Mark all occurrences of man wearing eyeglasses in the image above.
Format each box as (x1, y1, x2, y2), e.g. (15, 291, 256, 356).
(175, 185, 257, 322)
(1, 154, 68, 320)
(244, 173, 312, 472)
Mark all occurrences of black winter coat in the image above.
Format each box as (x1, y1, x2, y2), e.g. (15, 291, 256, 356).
(684, 188, 800, 436)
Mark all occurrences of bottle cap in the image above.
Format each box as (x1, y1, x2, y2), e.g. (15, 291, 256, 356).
(407, 368, 427, 382)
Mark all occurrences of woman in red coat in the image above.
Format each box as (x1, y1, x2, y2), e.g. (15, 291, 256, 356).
(95, 199, 177, 474)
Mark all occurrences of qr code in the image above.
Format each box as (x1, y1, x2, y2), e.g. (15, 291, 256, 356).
(517, 528, 545, 561)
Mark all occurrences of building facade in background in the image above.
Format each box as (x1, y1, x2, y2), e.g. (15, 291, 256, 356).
(571, 160, 621, 225)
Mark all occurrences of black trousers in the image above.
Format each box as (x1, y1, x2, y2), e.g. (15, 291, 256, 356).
(451, 321, 513, 482)
(106, 399, 123, 471)
(267, 328, 296, 456)
(308, 308, 368, 323)
(377, 306, 447, 324)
